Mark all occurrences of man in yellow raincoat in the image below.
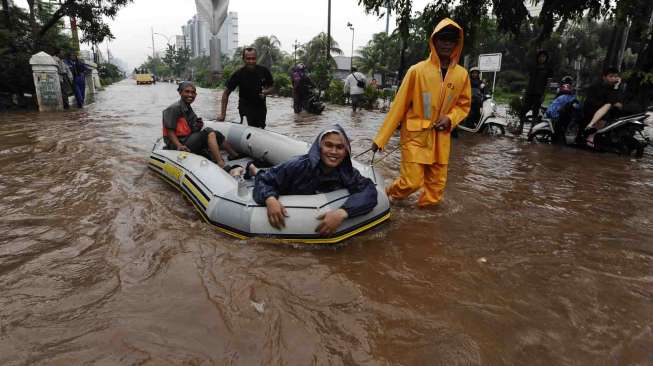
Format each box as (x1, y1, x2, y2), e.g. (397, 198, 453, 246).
(372, 18, 471, 207)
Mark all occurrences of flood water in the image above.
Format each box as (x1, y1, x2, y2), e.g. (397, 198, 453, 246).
(1, 80, 652, 365)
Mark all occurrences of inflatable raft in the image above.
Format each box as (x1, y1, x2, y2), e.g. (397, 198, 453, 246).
(148, 122, 390, 245)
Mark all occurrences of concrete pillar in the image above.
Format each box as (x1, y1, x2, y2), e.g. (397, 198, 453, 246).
(209, 36, 223, 81)
(81, 59, 97, 105)
(29, 51, 64, 112)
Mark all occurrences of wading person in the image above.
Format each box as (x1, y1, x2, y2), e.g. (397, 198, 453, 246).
(253, 125, 377, 236)
(65, 53, 89, 108)
(218, 47, 274, 128)
(344, 66, 366, 112)
(516, 49, 553, 134)
(163, 81, 236, 168)
(53, 48, 72, 109)
(371, 18, 471, 208)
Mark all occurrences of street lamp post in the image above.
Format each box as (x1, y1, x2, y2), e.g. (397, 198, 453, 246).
(293, 39, 299, 64)
(347, 22, 354, 70)
(152, 31, 173, 79)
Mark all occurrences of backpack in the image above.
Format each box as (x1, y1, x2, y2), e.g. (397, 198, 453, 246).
(352, 73, 365, 88)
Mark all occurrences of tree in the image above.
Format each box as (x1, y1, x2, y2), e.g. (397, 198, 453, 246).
(355, 32, 392, 84)
(251, 35, 282, 70)
(299, 32, 342, 69)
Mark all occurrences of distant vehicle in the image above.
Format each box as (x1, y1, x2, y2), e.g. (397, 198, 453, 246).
(135, 73, 154, 85)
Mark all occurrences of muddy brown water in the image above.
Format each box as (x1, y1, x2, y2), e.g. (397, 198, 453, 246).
(1, 80, 652, 365)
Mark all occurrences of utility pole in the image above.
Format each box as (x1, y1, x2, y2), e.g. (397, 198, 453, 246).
(347, 22, 354, 70)
(385, 0, 391, 34)
(151, 27, 156, 77)
(293, 39, 299, 64)
(326, 0, 331, 65)
(70, 16, 80, 51)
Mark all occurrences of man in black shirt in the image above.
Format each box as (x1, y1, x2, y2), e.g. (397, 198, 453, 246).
(583, 66, 623, 130)
(515, 50, 553, 134)
(218, 47, 274, 128)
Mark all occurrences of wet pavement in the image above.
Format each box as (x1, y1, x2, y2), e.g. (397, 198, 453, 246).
(1, 80, 652, 365)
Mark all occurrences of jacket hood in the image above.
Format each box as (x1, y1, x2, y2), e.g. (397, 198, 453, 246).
(429, 18, 465, 68)
(307, 124, 353, 171)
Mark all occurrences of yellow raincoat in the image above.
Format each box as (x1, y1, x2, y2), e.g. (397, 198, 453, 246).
(373, 18, 471, 206)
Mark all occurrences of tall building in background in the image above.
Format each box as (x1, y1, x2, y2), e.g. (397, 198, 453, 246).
(175, 35, 187, 50)
(181, 12, 238, 58)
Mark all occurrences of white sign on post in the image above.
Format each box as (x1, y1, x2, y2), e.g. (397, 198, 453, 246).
(478, 53, 502, 72)
(477, 53, 502, 95)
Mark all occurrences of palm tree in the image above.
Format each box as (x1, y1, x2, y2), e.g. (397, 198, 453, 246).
(252, 35, 282, 70)
(354, 32, 392, 84)
(300, 32, 343, 69)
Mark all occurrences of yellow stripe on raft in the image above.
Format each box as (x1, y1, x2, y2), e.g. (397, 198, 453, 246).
(182, 177, 209, 208)
(148, 161, 390, 244)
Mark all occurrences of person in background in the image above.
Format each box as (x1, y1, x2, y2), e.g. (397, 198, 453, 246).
(253, 125, 377, 236)
(218, 47, 274, 128)
(53, 48, 73, 109)
(516, 49, 553, 134)
(65, 53, 89, 108)
(344, 66, 366, 112)
(583, 66, 624, 132)
(163, 81, 237, 168)
(291, 63, 306, 113)
(465, 66, 486, 126)
(371, 19, 471, 208)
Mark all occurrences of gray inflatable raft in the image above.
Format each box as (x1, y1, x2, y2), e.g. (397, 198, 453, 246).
(148, 122, 390, 245)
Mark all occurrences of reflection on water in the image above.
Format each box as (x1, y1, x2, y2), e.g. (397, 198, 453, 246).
(1, 80, 652, 365)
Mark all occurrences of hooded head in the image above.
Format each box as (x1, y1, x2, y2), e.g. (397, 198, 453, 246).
(177, 81, 197, 104)
(429, 19, 464, 67)
(307, 124, 353, 173)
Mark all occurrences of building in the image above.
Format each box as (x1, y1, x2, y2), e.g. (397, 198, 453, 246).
(175, 35, 187, 50)
(182, 12, 238, 58)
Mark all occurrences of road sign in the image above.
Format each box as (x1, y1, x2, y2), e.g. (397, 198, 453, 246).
(478, 53, 502, 72)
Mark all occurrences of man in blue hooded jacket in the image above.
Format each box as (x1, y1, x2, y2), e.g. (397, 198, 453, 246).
(253, 124, 377, 236)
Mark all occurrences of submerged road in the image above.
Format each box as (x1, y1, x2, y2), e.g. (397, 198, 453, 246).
(1, 80, 652, 365)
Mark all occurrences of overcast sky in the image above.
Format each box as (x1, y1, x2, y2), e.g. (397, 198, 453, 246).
(17, 0, 432, 71)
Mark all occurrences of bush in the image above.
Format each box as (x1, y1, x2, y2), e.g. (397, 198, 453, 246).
(324, 79, 346, 105)
(508, 96, 523, 117)
(273, 72, 292, 97)
(361, 85, 382, 110)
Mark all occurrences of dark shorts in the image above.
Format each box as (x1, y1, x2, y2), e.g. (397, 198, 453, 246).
(165, 128, 225, 152)
(239, 106, 267, 129)
(351, 93, 363, 105)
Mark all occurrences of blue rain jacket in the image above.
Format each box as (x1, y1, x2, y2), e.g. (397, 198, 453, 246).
(253, 125, 378, 218)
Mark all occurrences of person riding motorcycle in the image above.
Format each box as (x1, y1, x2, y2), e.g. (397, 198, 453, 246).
(463, 66, 486, 126)
(544, 82, 581, 143)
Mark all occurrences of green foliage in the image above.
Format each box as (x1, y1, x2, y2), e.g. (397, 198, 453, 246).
(361, 84, 382, 109)
(324, 79, 346, 105)
(98, 62, 123, 85)
(251, 35, 282, 70)
(298, 32, 342, 70)
(308, 58, 333, 94)
(272, 72, 292, 97)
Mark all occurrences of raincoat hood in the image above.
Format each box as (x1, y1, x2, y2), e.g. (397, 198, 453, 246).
(307, 124, 353, 171)
(429, 18, 465, 67)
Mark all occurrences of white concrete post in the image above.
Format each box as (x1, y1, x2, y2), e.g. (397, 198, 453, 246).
(81, 59, 97, 105)
(29, 52, 63, 112)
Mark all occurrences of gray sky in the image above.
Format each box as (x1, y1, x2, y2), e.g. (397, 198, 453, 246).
(17, 0, 432, 71)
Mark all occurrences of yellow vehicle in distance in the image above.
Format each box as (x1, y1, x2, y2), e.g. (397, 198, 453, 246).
(135, 73, 155, 85)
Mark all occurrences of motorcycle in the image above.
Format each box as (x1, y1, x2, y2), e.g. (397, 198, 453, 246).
(529, 104, 651, 157)
(304, 88, 325, 115)
(456, 94, 508, 135)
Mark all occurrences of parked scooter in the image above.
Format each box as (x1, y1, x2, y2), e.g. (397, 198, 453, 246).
(457, 94, 508, 135)
(529, 105, 651, 157)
